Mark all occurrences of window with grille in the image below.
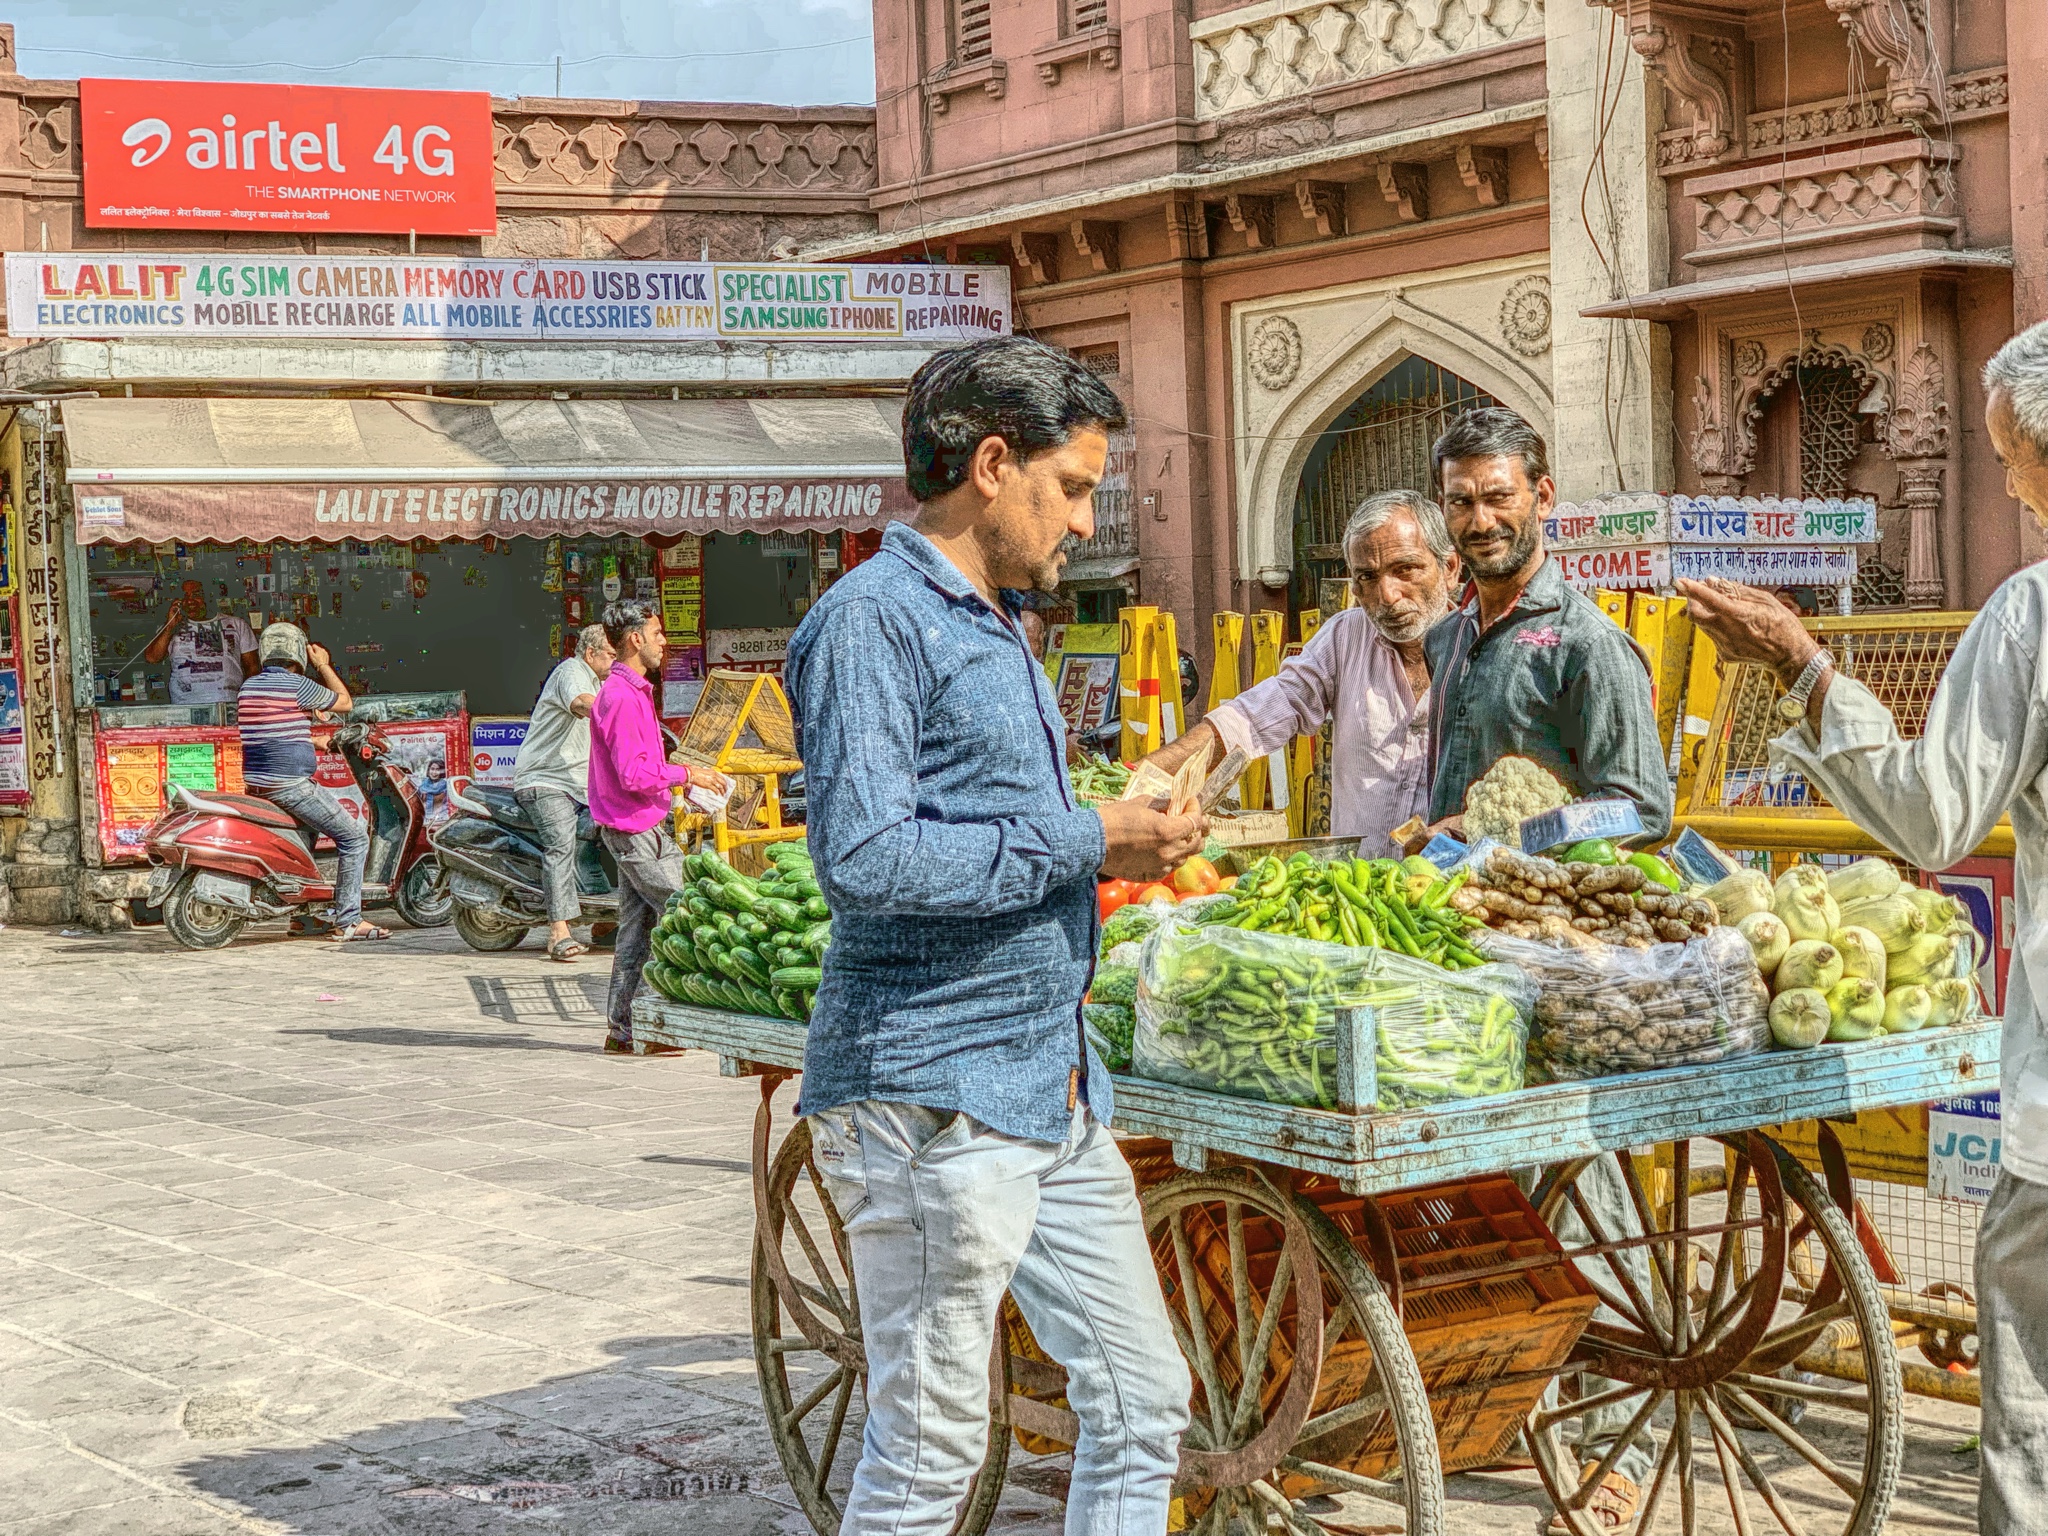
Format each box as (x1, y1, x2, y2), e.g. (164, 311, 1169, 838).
(1070, 0, 1110, 30)
(1291, 358, 1495, 609)
(1795, 364, 1869, 496)
(956, 0, 993, 61)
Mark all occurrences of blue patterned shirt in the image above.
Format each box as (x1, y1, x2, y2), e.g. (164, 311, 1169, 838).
(786, 522, 1110, 1143)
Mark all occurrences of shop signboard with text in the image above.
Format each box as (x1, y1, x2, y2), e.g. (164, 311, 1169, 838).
(71, 476, 915, 546)
(80, 79, 495, 237)
(9, 252, 1011, 344)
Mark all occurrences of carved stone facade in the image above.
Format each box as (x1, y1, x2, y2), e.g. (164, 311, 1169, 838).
(1189, 0, 1546, 121)
(1231, 256, 1556, 580)
(1683, 141, 1957, 269)
(0, 81, 877, 268)
(1686, 290, 1962, 608)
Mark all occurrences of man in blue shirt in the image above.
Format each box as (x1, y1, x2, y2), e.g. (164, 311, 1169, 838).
(787, 336, 1201, 1535)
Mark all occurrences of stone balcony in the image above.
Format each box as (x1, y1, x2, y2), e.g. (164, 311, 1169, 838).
(1682, 138, 1958, 275)
(1190, 0, 1546, 121)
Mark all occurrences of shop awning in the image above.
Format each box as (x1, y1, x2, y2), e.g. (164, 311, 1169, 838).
(61, 395, 915, 544)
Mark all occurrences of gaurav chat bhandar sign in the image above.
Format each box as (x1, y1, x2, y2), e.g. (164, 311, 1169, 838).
(79, 78, 496, 237)
(7, 253, 1012, 344)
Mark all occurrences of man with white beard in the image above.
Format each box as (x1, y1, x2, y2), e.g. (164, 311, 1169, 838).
(1137, 489, 1458, 853)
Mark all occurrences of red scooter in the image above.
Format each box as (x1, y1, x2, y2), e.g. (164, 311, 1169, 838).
(142, 720, 449, 948)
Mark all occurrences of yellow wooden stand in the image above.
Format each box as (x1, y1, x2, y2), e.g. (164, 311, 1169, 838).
(1242, 612, 1285, 809)
(671, 670, 808, 871)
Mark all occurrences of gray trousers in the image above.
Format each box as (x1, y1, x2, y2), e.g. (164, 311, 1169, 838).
(264, 776, 368, 929)
(1977, 1169, 2048, 1534)
(597, 821, 685, 1046)
(1531, 1154, 1659, 1489)
(515, 785, 583, 924)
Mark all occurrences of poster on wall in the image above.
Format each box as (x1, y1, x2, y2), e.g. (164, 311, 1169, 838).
(1045, 623, 1121, 735)
(0, 668, 24, 805)
(468, 717, 529, 788)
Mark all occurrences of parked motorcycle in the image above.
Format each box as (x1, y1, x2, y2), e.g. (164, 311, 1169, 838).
(142, 720, 451, 948)
(432, 782, 619, 952)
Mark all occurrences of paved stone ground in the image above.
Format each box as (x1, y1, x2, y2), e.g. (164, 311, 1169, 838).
(0, 922, 1983, 1534)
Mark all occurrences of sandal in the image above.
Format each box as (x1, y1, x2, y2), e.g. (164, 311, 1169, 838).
(1546, 1471, 1640, 1533)
(548, 936, 589, 963)
(330, 922, 391, 943)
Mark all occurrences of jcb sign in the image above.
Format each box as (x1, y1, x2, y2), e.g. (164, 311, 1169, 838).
(80, 78, 495, 237)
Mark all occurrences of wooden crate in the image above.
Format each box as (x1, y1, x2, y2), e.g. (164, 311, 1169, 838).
(1303, 1175, 1599, 1477)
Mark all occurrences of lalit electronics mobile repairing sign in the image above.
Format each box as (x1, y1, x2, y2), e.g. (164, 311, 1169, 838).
(79, 78, 495, 237)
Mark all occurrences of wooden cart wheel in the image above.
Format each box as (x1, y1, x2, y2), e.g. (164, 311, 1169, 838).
(1524, 1134, 1904, 1536)
(1280, 1192, 1446, 1536)
(749, 1091, 1010, 1536)
(1144, 1168, 1330, 1535)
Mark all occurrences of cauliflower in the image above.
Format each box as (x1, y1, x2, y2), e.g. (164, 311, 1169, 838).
(1463, 755, 1569, 844)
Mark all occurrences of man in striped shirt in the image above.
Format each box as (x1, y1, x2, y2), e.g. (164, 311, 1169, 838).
(237, 624, 385, 942)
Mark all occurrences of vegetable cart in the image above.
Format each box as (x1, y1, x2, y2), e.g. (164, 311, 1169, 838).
(632, 994, 1996, 1535)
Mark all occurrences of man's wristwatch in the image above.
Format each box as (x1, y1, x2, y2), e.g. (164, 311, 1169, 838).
(1775, 647, 1835, 722)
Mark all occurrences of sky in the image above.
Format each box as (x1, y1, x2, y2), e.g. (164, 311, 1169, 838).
(10, 0, 878, 106)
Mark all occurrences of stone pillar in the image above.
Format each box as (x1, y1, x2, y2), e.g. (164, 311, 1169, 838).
(1896, 460, 1946, 609)
(1125, 274, 1212, 688)
(1547, 3, 1674, 499)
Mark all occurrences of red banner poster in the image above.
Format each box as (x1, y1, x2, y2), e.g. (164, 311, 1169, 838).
(80, 78, 496, 236)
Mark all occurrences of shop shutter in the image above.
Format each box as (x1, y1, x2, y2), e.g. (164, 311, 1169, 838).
(957, 0, 994, 61)
(1070, 0, 1110, 30)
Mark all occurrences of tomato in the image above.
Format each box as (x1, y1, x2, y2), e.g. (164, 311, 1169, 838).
(1171, 855, 1222, 897)
(1131, 882, 1177, 906)
(1097, 880, 1136, 921)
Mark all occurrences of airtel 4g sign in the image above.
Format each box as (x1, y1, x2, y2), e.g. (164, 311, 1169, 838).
(80, 78, 496, 237)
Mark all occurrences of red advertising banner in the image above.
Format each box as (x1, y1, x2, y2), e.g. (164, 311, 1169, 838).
(80, 78, 496, 237)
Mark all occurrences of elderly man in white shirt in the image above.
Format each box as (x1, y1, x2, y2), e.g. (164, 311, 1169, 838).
(1682, 318, 2048, 1536)
(1140, 489, 1458, 850)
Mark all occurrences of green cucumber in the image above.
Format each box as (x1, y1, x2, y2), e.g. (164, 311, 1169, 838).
(727, 947, 772, 987)
(770, 965, 824, 991)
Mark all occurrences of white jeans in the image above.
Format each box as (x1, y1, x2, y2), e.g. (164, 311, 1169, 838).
(810, 1100, 1192, 1536)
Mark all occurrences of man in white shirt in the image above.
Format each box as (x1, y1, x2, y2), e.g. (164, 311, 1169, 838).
(142, 580, 258, 705)
(1139, 489, 1458, 851)
(1681, 318, 2048, 1536)
(512, 624, 616, 962)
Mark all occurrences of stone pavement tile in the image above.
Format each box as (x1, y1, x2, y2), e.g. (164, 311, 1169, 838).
(0, 1356, 181, 1421)
(362, 1140, 517, 1173)
(0, 1288, 183, 1341)
(430, 1294, 657, 1353)
(171, 1445, 410, 1526)
(337, 1268, 527, 1319)
(0, 1496, 245, 1536)
(87, 1317, 284, 1379)
(484, 1369, 737, 1440)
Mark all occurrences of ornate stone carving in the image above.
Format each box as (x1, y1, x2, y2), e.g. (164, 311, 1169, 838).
(492, 108, 875, 196)
(1533, 125, 1549, 167)
(1825, 0, 1940, 125)
(925, 59, 1008, 114)
(1223, 193, 1275, 249)
(1747, 70, 2007, 155)
(1456, 146, 1509, 207)
(1033, 27, 1121, 85)
(1886, 343, 1948, 459)
(1686, 141, 1957, 263)
(1188, 0, 1546, 121)
(1247, 315, 1304, 392)
(1165, 196, 1210, 260)
(1690, 375, 1732, 482)
(1376, 162, 1429, 223)
(1627, 17, 1735, 164)
(1011, 231, 1060, 286)
(1861, 322, 1896, 364)
(1294, 179, 1346, 238)
(1732, 341, 1888, 478)
(1070, 220, 1119, 273)
(19, 100, 69, 171)
(1733, 339, 1767, 377)
(1498, 275, 1552, 357)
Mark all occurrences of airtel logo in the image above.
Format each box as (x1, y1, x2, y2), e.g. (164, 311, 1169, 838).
(121, 117, 171, 167)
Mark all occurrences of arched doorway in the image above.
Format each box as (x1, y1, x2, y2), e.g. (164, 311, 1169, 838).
(1290, 356, 1494, 611)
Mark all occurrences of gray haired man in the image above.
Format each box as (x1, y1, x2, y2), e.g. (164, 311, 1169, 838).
(1682, 318, 2048, 1536)
(512, 623, 616, 962)
(1139, 489, 1461, 852)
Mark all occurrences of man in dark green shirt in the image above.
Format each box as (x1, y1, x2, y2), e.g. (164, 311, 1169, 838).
(1422, 407, 1673, 844)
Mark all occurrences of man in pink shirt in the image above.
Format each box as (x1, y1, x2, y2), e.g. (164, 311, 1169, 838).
(1140, 489, 1459, 852)
(590, 598, 730, 1054)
